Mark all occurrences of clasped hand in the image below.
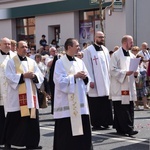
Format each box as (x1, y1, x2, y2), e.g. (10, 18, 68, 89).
(23, 71, 35, 79)
(126, 71, 138, 76)
(74, 71, 87, 79)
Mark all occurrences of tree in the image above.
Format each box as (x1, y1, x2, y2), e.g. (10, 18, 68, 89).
(99, 0, 104, 33)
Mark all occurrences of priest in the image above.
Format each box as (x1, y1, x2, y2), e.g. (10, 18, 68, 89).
(110, 35, 138, 136)
(4, 41, 44, 149)
(0, 37, 16, 148)
(53, 38, 93, 150)
(82, 31, 113, 130)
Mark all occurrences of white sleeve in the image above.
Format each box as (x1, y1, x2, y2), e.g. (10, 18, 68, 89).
(54, 59, 75, 94)
(5, 59, 21, 90)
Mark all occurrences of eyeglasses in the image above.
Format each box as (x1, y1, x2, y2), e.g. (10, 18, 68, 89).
(75, 54, 82, 57)
(97, 36, 105, 38)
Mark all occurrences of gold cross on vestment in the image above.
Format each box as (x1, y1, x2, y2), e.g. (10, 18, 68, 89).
(121, 90, 129, 95)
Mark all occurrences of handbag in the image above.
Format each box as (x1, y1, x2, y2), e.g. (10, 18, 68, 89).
(37, 89, 48, 108)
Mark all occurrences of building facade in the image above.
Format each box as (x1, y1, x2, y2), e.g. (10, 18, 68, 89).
(0, 0, 149, 50)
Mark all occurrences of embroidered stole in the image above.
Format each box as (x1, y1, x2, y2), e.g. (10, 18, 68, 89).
(61, 55, 83, 136)
(120, 49, 130, 104)
(13, 55, 36, 118)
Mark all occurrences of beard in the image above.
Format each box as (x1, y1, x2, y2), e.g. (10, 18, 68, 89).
(127, 45, 133, 50)
(96, 40, 104, 45)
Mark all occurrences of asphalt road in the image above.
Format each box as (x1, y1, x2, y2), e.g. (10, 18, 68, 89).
(38, 103, 150, 150)
(3, 103, 150, 150)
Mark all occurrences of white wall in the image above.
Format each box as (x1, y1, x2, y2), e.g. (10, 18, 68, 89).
(0, 19, 13, 39)
(105, 7, 126, 51)
(35, 12, 79, 48)
(125, 0, 134, 36)
(136, 0, 150, 47)
(106, 0, 150, 49)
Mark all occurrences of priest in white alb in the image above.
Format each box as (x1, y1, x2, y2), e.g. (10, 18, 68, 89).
(4, 41, 44, 149)
(82, 31, 113, 130)
(0, 37, 16, 148)
(110, 35, 138, 136)
(53, 38, 93, 150)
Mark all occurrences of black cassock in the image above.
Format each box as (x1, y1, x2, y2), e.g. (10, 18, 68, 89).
(88, 96, 113, 128)
(3, 110, 40, 148)
(53, 115, 93, 150)
(0, 106, 5, 145)
(49, 55, 60, 114)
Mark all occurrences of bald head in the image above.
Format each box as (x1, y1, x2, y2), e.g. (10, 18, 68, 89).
(95, 31, 104, 38)
(17, 41, 28, 48)
(17, 41, 28, 57)
(0, 37, 11, 53)
(121, 35, 134, 50)
(49, 47, 57, 56)
(141, 42, 148, 50)
(94, 31, 105, 45)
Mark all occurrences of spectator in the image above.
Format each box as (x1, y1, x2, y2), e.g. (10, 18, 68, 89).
(75, 51, 83, 59)
(39, 35, 47, 48)
(29, 47, 36, 60)
(10, 39, 17, 53)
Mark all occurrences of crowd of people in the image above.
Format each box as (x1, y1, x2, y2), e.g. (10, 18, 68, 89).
(0, 32, 150, 150)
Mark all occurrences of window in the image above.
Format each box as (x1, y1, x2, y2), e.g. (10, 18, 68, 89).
(79, 10, 102, 45)
(16, 17, 35, 48)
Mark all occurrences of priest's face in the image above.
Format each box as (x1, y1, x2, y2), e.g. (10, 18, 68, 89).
(17, 41, 28, 57)
(95, 32, 105, 46)
(70, 40, 80, 56)
(0, 37, 11, 53)
(126, 37, 134, 50)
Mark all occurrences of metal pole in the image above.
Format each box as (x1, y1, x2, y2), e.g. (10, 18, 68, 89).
(133, 0, 137, 45)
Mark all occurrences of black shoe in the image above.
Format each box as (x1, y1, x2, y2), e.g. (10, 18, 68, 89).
(92, 126, 102, 130)
(128, 130, 138, 136)
(102, 125, 110, 129)
(5, 144, 11, 149)
(26, 145, 42, 149)
(116, 130, 125, 136)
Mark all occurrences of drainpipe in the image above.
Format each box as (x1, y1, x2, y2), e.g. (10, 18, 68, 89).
(133, 0, 137, 45)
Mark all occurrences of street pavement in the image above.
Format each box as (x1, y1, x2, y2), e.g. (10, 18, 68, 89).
(4, 102, 150, 150)
(38, 103, 150, 150)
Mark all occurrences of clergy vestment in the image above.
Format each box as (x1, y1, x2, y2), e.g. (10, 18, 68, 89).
(82, 44, 113, 128)
(0, 50, 16, 145)
(4, 55, 44, 148)
(49, 55, 60, 114)
(110, 47, 137, 134)
(53, 54, 93, 150)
